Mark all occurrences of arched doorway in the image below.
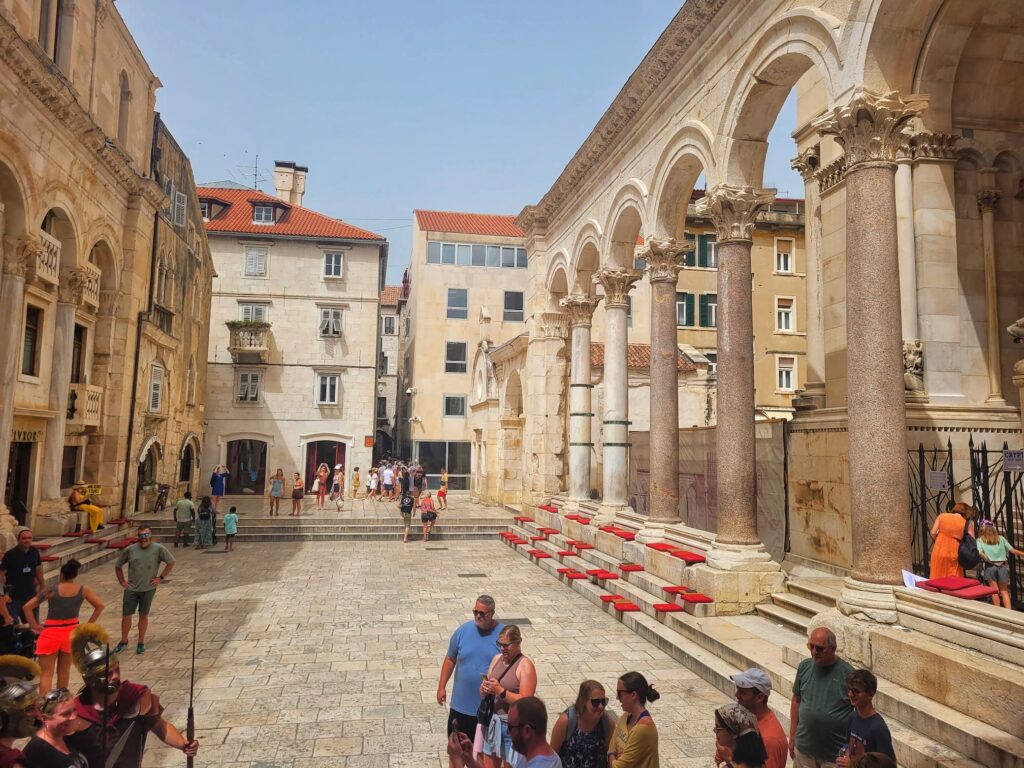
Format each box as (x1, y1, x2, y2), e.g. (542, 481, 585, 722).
(225, 439, 267, 495)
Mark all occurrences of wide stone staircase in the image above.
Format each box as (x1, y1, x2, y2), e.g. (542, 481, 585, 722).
(502, 500, 1024, 768)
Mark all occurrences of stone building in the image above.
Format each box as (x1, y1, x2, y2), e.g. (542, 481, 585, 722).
(373, 282, 407, 460)
(199, 166, 387, 496)
(0, 1, 210, 536)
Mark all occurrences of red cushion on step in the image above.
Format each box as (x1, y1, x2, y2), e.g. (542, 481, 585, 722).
(680, 593, 714, 604)
(600, 594, 624, 603)
(614, 602, 640, 612)
(654, 603, 684, 612)
(663, 586, 691, 595)
(566, 573, 587, 580)
(41, 555, 60, 562)
(614, 532, 636, 541)
(620, 564, 644, 573)
(31, 543, 52, 550)
(946, 584, 999, 600)
(671, 550, 706, 564)
(556, 550, 576, 557)
(920, 576, 978, 591)
(574, 543, 594, 551)
(647, 542, 675, 552)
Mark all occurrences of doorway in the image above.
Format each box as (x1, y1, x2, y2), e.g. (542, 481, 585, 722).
(225, 439, 267, 495)
(4, 443, 32, 525)
(305, 441, 345, 490)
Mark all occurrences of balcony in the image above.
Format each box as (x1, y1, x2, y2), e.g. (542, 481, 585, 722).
(33, 230, 60, 286)
(227, 321, 271, 363)
(67, 383, 103, 429)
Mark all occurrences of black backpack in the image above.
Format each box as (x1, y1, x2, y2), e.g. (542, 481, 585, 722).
(957, 518, 981, 570)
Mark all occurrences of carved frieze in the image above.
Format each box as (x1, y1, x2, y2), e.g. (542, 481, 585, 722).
(593, 267, 641, 309)
(559, 294, 601, 329)
(638, 235, 692, 283)
(694, 185, 775, 243)
(812, 88, 928, 169)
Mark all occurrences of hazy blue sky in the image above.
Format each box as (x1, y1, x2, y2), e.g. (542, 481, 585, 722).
(118, 1, 802, 284)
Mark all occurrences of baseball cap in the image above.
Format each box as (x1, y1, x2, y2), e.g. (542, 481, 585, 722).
(730, 668, 772, 695)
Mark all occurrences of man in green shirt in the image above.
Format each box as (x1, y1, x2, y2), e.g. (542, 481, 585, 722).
(114, 526, 175, 655)
(172, 491, 195, 548)
(789, 626, 854, 768)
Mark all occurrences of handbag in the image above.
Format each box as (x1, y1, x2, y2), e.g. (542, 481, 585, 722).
(477, 653, 522, 727)
(957, 518, 981, 570)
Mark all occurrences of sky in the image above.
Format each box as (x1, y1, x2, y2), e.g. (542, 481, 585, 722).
(118, 1, 802, 285)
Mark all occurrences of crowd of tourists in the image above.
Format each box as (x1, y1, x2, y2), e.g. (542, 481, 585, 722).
(439, 596, 897, 768)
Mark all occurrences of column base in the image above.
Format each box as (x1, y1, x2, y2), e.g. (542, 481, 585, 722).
(688, 542, 784, 615)
(836, 576, 899, 625)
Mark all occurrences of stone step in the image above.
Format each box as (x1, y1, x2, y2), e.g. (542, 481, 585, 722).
(755, 602, 810, 634)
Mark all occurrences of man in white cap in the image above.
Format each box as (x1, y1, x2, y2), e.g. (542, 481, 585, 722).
(732, 667, 788, 768)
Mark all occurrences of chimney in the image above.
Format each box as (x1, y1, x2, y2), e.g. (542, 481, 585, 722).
(273, 161, 307, 206)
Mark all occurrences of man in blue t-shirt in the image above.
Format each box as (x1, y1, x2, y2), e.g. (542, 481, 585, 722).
(437, 595, 504, 760)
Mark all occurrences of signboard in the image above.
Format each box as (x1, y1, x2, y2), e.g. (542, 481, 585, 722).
(1004, 449, 1024, 473)
(364, 436, 374, 448)
(927, 470, 950, 491)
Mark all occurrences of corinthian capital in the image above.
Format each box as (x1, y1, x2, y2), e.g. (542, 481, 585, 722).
(2, 237, 41, 278)
(638, 235, 692, 283)
(790, 146, 821, 182)
(58, 268, 89, 305)
(560, 294, 601, 328)
(694, 185, 775, 243)
(592, 266, 641, 309)
(977, 189, 1001, 213)
(812, 88, 928, 169)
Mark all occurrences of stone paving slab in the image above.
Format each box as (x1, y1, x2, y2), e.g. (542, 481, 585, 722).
(67, 529, 730, 767)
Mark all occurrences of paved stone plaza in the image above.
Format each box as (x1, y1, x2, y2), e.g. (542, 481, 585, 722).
(80, 498, 730, 767)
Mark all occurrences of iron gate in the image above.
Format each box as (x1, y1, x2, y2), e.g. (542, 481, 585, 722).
(969, 437, 1024, 609)
(908, 440, 955, 575)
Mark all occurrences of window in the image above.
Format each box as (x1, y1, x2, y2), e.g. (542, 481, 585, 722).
(243, 246, 268, 277)
(252, 204, 274, 224)
(60, 446, 79, 489)
(148, 364, 164, 412)
(199, 201, 209, 220)
(382, 315, 396, 335)
(503, 291, 524, 322)
(236, 370, 261, 403)
(698, 234, 718, 269)
(239, 303, 268, 323)
(323, 252, 343, 278)
(704, 352, 718, 377)
(443, 395, 467, 417)
(445, 342, 468, 373)
(376, 396, 387, 419)
(699, 293, 717, 328)
(776, 239, 794, 273)
(173, 192, 187, 227)
(22, 305, 41, 376)
(319, 307, 343, 337)
(776, 297, 794, 332)
(675, 292, 695, 327)
(447, 288, 468, 319)
(777, 356, 796, 391)
(316, 373, 340, 405)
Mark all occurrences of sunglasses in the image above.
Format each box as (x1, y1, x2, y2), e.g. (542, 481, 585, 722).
(472, 610, 492, 618)
(590, 697, 608, 707)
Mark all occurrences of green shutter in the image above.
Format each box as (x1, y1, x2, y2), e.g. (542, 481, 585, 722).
(699, 294, 709, 327)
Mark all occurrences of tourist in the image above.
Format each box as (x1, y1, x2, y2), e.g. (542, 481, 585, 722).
(0, 528, 44, 624)
(223, 506, 239, 552)
(929, 501, 976, 578)
(732, 668, 788, 768)
(23, 687, 88, 767)
(113, 526, 175, 655)
(67, 624, 199, 766)
(209, 464, 229, 511)
(550, 680, 616, 767)
(449, 696, 561, 768)
(0, 655, 41, 767)
(314, 463, 330, 510)
(789, 627, 854, 768)
(352, 466, 361, 499)
(977, 519, 1024, 608)
(480, 624, 538, 768)
(23, 559, 103, 696)
(438, 595, 505, 764)
(68, 482, 103, 532)
(714, 703, 768, 768)
(382, 463, 395, 500)
(268, 468, 285, 516)
(172, 491, 195, 548)
(836, 670, 895, 766)
(400, 490, 415, 543)
(421, 491, 438, 542)
(609, 671, 660, 767)
(330, 464, 345, 509)
(194, 496, 214, 549)
(290, 472, 304, 516)
(438, 467, 449, 510)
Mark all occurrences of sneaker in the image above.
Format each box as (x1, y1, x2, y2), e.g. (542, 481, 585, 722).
(113, 641, 128, 654)
(136, 644, 145, 655)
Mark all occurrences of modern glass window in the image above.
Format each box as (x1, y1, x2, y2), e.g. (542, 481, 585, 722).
(382, 315, 396, 335)
(319, 307, 343, 337)
(239, 303, 268, 322)
(443, 395, 467, 417)
(776, 239, 794, 273)
(777, 356, 796, 391)
(699, 293, 718, 328)
(676, 292, 695, 327)
(445, 342, 468, 373)
(22, 305, 41, 376)
(503, 291, 524, 322)
(237, 371, 261, 403)
(243, 246, 268, 277)
(316, 373, 340, 405)
(253, 204, 274, 224)
(376, 396, 387, 419)
(776, 297, 794, 332)
(323, 252, 343, 278)
(148, 364, 164, 412)
(447, 288, 468, 319)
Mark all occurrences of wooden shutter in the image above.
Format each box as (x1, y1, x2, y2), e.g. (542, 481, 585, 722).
(149, 365, 164, 411)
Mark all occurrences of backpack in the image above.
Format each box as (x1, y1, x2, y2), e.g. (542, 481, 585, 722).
(957, 518, 981, 570)
(561, 705, 614, 756)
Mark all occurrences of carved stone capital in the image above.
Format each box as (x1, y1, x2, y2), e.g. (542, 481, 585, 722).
(910, 131, 960, 162)
(592, 266, 641, 309)
(539, 311, 569, 340)
(638, 235, 692, 283)
(812, 88, 928, 170)
(790, 146, 821, 182)
(694, 184, 775, 243)
(977, 188, 1001, 213)
(57, 269, 89, 305)
(559, 294, 601, 328)
(3, 237, 40, 278)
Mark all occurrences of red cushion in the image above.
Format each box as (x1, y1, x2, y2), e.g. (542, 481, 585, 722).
(663, 586, 691, 595)
(31, 543, 52, 550)
(921, 576, 978, 591)
(647, 542, 675, 552)
(946, 585, 999, 600)
(614, 602, 640, 612)
(681, 593, 714, 604)
(671, 550, 706, 564)
(41, 555, 60, 562)
(654, 603, 684, 612)
(600, 594, 624, 603)
(620, 564, 644, 573)
(566, 573, 587, 580)
(574, 543, 594, 551)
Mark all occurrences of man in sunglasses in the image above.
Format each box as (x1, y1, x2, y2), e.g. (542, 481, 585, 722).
(437, 595, 504, 764)
(789, 627, 854, 768)
(113, 526, 175, 655)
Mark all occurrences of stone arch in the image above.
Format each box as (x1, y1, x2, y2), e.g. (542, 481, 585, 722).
(603, 183, 647, 268)
(570, 220, 603, 293)
(650, 122, 717, 239)
(718, 9, 841, 186)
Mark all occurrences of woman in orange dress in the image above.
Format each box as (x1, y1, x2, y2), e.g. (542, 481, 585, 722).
(929, 502, 977, 578)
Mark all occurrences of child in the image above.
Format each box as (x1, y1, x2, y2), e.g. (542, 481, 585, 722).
(977, 519, 1024, 608)
(420, 491, 438, 543)
(223, 506, 239, 552)
(400, 491, 414, 543)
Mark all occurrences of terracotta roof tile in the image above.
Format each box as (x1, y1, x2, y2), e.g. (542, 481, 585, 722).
(591, 342, 697, 372)
(380, 285, 402, 307)
(197, 186, 384, 241)
(415, 210, 524, 238)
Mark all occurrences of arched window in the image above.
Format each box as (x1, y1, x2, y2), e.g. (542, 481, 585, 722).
(117, 71, 131, 145)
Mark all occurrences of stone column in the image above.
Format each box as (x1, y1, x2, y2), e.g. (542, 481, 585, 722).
(695, 185, 774, 546)
(593, 267, 641, 513)
(560, 294, 600, 504)
(791, 147, 825, 409)
(638, 235, 690, 524)
(977, 188, 1005, 404)
(814, 88, 927, 623)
